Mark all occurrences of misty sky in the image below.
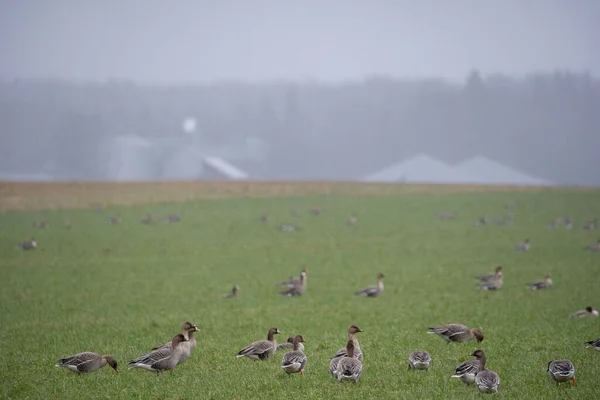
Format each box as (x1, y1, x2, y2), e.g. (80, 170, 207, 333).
(1, 0, 599, 84)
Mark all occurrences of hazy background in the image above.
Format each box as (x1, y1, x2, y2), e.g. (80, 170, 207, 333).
(1, 1, 599, 184)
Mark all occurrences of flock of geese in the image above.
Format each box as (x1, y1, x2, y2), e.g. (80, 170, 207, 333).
(16, 202, 599, 394)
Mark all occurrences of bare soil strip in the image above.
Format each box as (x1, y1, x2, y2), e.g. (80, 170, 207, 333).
(0, 180, 577, 211)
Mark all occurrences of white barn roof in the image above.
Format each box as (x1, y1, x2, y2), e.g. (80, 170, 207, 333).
(203, 157, 249, 180)
(454, 155, 552, 186)
(363, 154, 481, 183)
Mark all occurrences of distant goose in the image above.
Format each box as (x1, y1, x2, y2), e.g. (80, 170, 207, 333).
(408, 350, 432, 373)
(107, 216, 121, 224)
(585, 338, 600, 351)
(258, 214, 269, 222)
(56, 352, 118, 374)
(347, 216, 358, 226)
(547, 360, 576, 387)
(280, 335, 307, 376)
(451, 355, 481, 387)
(16, 238, 37, 250)
(476, 266, 502, 283)
(564, 218, 573, 230)
(164, 214, 181, 223)
(472, 349, 500, 394)
(527, 273, 552, 290)
(436, 212, 455, 220)
(279, 268, 309, 288)
(223, 285, 239, 299)
(335, 340, 362, 382)
(236, 327, 281, 361)
(310, 207, 324, 215)
(570, 306, 598, 318)
(279, 269, 307, 296)
(141, 214, 157, 224)
(477, 271, 503, 291)
(32, 220, 49, 229)
(585, 239, 600, 252)
(277, 336, 305, 353)
(582, 218, 597, 230)
(427, 324, 484, 344)
(277, 224, 300, 231)
(515, 238, 530, 252)
(355, 273, 384, 297)
(473, 217, 488, 227)
(128, 334, 188, 375)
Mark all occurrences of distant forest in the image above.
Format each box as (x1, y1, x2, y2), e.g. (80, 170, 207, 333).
(0, 70, 598, 185)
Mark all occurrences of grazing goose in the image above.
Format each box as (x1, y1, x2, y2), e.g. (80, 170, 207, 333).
(107, 216, 121, 224)
(164, 213, 181, 223)
(277, 336, 305, 352)
(408, 351, 432, 373)
(451, 356, 481, 387)
(329, 325, 364, 377)
(279, 268, 309, 288)
(152, 322, 199, 367)
(259, 214, 269, 222)
(427, 324, 484, 344)
(128, 334, 188, 375)
(472, 349, 500, 394)
(141, 214, 157, 224)
(476, 266, 502, 283)
(570, 306, 598, 318)
(236, 327, 281, 361)
(585, 239, 600, 252)
(223, 285, 239, 298)
(516, 238, 530, 251)
(279, 269, 307, 296)
(335, 340, 362, 382)
(473, 217, 487, 226)
(16, 238, 37, 250)
(355, 273, 384, 297)
(528, 273, 552, 290)
(56, 352, 118, 374)
(281, 335, 307, 376)
(585, 338, 600, 351)
(547, 360, 576, 386)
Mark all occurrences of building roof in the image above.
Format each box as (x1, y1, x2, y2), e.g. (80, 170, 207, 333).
(453, 155, 552, 185)
(363, 153, 481, 183)
(203, 157, 249, 180)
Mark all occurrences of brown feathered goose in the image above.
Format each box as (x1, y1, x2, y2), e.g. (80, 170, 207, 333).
(281, 335, 307, 376)
(279, 269, 307, 296)
(236, 327, 281, 361)
(472, 349, 500, 393)
(128, 334, 188, 375)
(335, 340, 362, 382)
(427, 324, 484, 344)
(151, 322, 199, 367)
(223, 285, 239, 298)
(56, 352, 118, 374)
(329, 325, 364, 377)
(16, 238, 37, 250)
(528, 273, 552, 290)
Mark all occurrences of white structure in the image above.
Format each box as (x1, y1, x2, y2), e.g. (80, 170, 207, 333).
(363, 154, 481, 184)
(454, 155, 551, 186)
(108, 136, 158, 181)
(203, 157, 249, 180)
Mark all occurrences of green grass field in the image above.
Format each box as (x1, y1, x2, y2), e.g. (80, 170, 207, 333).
(1, 183, 599, 399)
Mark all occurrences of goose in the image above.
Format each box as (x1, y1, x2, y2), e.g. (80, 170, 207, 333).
(584, 338, 600, 351)
(329, 325, 364, 377)
(477, 269, 503, 291)
(355, 273, 384, 297)
(335, 340, 362, 382)
(451, 356, 481, 387)
(281, 335, 307, 376)
(570, 306, 598, 318)
(427, 324, 484, 344)
(151, 322, 199, 367)
(16, 238, 37, 250)
(279, 269, 307, 296)
(258, 214, 269, 222)
(56, 352, 118, 374)
(223, 285, 239, 298)
(516, 238, 530, 252)
(277, 224, 300, 231)
(164, 214, 181, 223)
(583, 218, 597, 230)
(528, 273, 552, 290)
(473, 217, 487, 226)
(436, 212, 455, 220)
(547, 360, 576, 386)
(347, 216, 358, 226)
(141, 214, 157, 224)
(32, 220, 49, 229)
(279, 268, 309, 288)
(476, 266, 502, 283)
(236, 327, 281, 361)
(277, 336, 305, 352)
(585, 239, 600, 252)
(107, 216, 121, 224)
(408, 351, 432, 373)
(128, 333, 188, 375)
(472, 349, 500, 394)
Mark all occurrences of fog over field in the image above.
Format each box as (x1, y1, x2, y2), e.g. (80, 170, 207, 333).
(1, 1, 599, 184)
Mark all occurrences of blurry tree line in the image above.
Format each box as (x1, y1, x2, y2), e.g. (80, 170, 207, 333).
(0, 70, 598, 184)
